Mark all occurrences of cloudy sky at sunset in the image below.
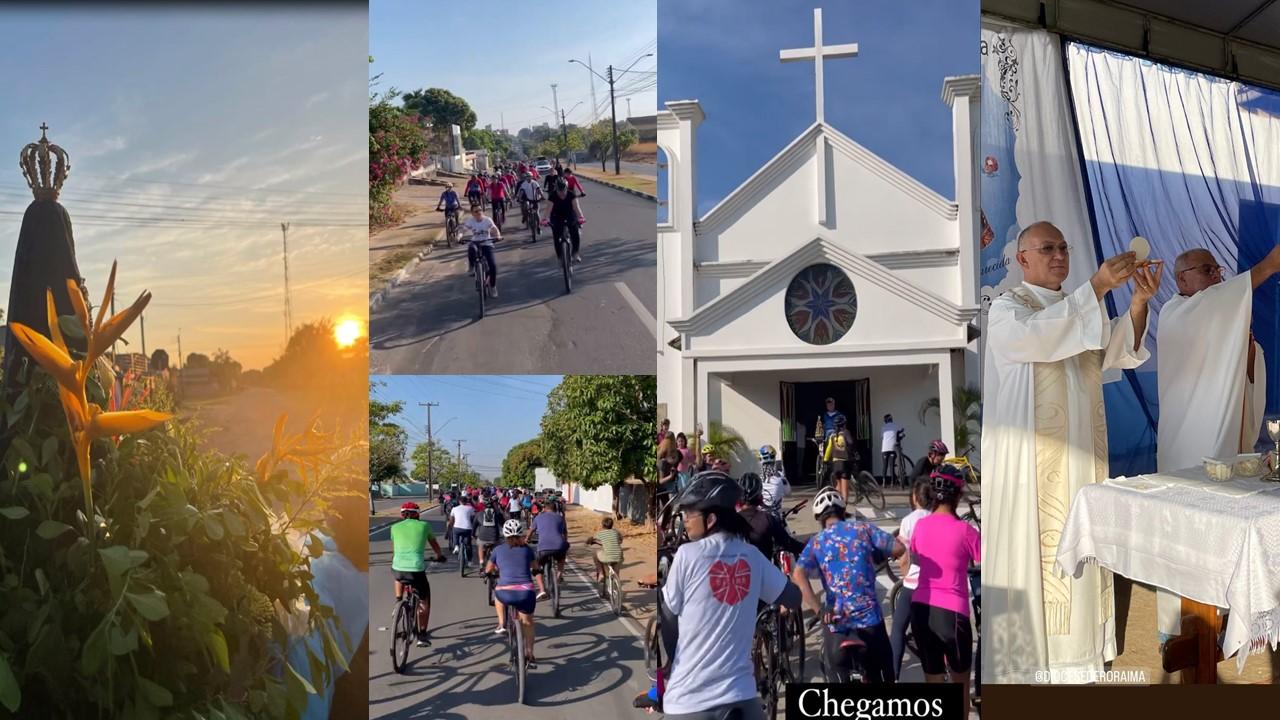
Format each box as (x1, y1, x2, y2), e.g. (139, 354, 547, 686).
(0, 5, 366, 368)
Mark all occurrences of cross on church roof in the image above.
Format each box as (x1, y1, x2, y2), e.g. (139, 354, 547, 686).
(39, 122, 49, 141)
(779, 8, 858, 125)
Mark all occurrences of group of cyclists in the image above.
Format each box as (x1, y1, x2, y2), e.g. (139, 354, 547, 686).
(389, 484, 626, 672)
(434, 160, 588, 297)
(651, 434, 981, 718)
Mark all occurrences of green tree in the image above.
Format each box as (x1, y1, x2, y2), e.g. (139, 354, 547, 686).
(184, 352, 211, 369)
(369, 101, 430, 225)
(540, 375, 657, 519)
(587, 119, 639, 172)
(536, 126, 586, 162)
(209, 348, 241, 393)
(402, 88, 477, 134)
(370, 384, 407, 485)
(919, 384, 983, 455)
(409, 439, 454, 494)
(463, 127, 513, 160)
(705, 421, 749, 465)
(500, 437, 543, 489)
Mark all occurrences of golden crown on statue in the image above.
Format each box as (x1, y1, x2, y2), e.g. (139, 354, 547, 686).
(19, 123, 70, 201)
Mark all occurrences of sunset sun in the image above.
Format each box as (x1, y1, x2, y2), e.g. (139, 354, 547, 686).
(334, 317, 363, 348)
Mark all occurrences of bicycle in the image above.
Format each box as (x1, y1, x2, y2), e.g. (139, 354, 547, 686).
(440, 208, 460, 247)
(544, 217, 583, 295)
(851, 470, 886, 513)
(523, 200, 542, 241)
(467, 235, 497, 319)
(545, 551, 562, 618)
(389, 558, 445, 673)
(773, 499, 809, 682)
(806, 614, 869, 685)
(456, 532, 473, 577)
(502, 587, 529, 704)
(600, 560, 624, 616)
(492, 198, 506, 229)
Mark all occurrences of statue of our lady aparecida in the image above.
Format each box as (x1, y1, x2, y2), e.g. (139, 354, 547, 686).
(4, 124, 85, 403)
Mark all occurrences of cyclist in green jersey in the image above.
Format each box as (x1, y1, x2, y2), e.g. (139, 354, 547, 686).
(390, 502, 447, 646)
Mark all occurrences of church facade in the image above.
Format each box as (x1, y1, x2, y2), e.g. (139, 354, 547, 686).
(655, 13, 982, 483)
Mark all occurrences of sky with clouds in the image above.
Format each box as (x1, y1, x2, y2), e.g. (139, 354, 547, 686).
(372, 375, 562, 481)
(0, 5, 367, 369)
(659, 0, 979, 216)
(371, 0, 656, 133)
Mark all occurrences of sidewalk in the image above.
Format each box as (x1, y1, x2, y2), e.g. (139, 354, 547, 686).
(564, 504, 657, 623)
(574, 165, 657, 198)
(369, 176, 453, 294)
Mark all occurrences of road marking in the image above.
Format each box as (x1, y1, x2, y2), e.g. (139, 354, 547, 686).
(614, 282, 657, 340)
(563, 556, 647, 642)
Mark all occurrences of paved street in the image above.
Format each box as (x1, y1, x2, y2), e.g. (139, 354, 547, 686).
(369, 180, 656, 374)
(368, 505, 650, 719)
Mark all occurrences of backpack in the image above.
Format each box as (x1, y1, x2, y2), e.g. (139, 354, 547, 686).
(482, 507, 497, 527)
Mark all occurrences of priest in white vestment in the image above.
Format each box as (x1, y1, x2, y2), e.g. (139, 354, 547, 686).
(983, 221, 1161, 683)
(1153, 246, 1277, 643)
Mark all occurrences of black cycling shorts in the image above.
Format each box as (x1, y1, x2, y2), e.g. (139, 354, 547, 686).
(394, 571, 430, 604)
(537, 548, 568, 563)
(822, 622, 894, 684)
(910, 602, 973, 675)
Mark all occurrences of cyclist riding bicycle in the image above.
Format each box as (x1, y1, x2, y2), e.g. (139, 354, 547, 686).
(485, 519, 541, 667)
(445, 495, 478, 563)
(736, 472, 804, 563)
(586, 515, 625, 589)
(475, 497, 507, 568)
(464, 174, 484, 207)
(390, 502, 447, 647)
(436, 182, 461, 214)
(909, 464, 980, 709)
(660, 471, 802, 719)
(562, 167, 586, 198)
(461, 205, 502, 297)
(488, 171, 509, 213)
(791, 487, 905, 683)
(527, 500, 568, 601)
(757, 444, 790, 513)
(515, 173, 543, 230)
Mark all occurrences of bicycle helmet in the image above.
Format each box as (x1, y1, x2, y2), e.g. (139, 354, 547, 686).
(400, 502, 420, 518)
(701, 443, 715, 456)
(929, 439, 949, 456)
(811, 487, 845, 518)
(554, 178, 568, 192)
(502, 519, 523, 538)
(758, 444, 777, 463)
(930, 463, 966, 501)
(833, 413, 847, 428)
(677, 470, 740, 512)
(737, 472, 763, 504)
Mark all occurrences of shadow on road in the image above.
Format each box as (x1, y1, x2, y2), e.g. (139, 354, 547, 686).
(370, 229, 653, 351)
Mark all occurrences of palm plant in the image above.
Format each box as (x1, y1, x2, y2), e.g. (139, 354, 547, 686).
(919, 384, 983, 454)
(706, 421, 750, 465)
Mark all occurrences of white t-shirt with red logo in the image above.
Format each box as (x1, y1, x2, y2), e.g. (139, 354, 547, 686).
(661, 531, 787, 714)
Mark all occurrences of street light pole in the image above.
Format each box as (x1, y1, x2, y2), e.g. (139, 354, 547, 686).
(420, 401, 439, 499)
(608, 65, 620, 175)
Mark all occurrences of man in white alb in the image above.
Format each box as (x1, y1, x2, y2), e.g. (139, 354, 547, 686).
(1153, 245, 1279, 644)
(982, 221, 1161, 684)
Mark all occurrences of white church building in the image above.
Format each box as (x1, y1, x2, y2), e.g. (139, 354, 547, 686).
(656, 9, 982, 483)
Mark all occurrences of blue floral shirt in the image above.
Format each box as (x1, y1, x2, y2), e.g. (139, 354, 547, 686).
(797, 519, 896, 632)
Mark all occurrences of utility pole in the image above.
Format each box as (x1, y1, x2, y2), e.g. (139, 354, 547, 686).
(626, 97, 632, 118)
(454, 440, 465, 468)
(608, 65, 620, 174)
(140, 313, 147, 366)
(587, 53, 599, 124)
(419, 401, 439, 498)
(280, 222, 293, 343)
(550, 83, 560, 128)
(560, 109, 569, 163)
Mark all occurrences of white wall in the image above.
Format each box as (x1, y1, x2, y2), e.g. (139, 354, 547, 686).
(862, 365, 944, 463)
(563, 482, 614, 514)
(534, 467, 557, 493)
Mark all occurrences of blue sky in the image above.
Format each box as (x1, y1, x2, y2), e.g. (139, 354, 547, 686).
(659, 0, 978, 216)
(371, 375, 562, 480)
(0, 6, 366, 368)
(371, 0, 656, 133)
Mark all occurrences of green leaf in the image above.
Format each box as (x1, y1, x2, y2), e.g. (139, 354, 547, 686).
(207, 628, 230, 672)
(35, 520, 72, 539)
(306, 533, 324, 558)
(320, 622, 350, 673)
(136, 676, 173, 707)
(23, 474, 53, 502)
(286, 659, 317, 694)
(137, 484, 160, 510)
(58, 315, 85, 340)
(98, 545, 133, 579)
(0, 507, 29, 520)
(40, 436, 57, 467)
(125, 591, 170, 622)
(34, 568, 48, 597)
(203, 515, 224, 541)
(0, 652, 19, 712)
(108, 625, 138, 656)
(80, 623, 108, 676)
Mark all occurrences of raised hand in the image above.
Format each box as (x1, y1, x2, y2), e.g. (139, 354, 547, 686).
(1130, 261, 1163, 304)
(1091, 251, 1138, 298)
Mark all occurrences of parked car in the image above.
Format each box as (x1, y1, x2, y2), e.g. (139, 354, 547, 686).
(534, 159, 554, 176)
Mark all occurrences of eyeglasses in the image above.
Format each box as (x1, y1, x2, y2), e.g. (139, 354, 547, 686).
(1176, 263, 1224, 278)
(1019, 243, 1071, 257)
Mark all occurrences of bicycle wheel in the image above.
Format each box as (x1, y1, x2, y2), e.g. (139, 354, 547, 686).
(487, 573, 495, 607)
(609, 571, 623, 616)
(789, 609, 806, 681)
(459, 541, 467, 578)
(751, 615, 777, 716)
(560, 239, 572, 294)
(511, 607, 527, 704)
(476, 261, 486, 320)
(550, 564, 561, 618)
(390, 601, 412, 673)
(859, 471, 886, 512)
(644, 614, 664, 676)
